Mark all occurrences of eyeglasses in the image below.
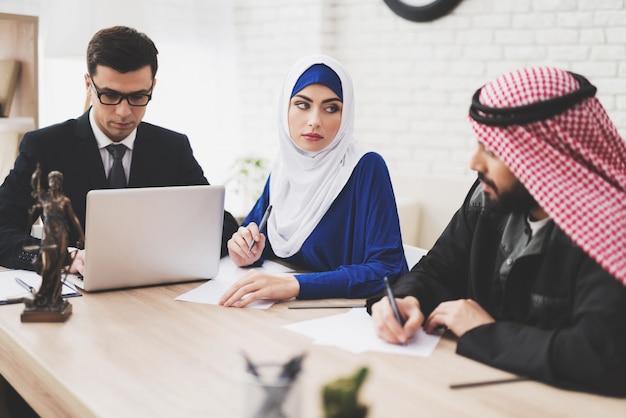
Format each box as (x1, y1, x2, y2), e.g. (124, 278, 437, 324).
(89, 77, 152, 107)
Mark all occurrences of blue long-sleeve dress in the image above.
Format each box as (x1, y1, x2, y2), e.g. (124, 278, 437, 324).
(242, 152, 408, 299)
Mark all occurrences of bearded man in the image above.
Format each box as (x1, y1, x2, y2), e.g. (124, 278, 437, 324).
(369, 67, 626, 397)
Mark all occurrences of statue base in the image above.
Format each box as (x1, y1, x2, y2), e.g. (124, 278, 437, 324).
(21, 299, 72, 323)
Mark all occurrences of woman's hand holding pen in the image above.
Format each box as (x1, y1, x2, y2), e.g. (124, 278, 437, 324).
(227, 224, 266, 267)
(218, 270, 300, 308)
(229, 205, 273, 267)
(372, 296, 423, 345)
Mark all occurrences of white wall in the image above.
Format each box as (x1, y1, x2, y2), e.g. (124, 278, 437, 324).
(231, 0, 626, 234)
(232, 0, 626, 184)
(0, 0, 239, 195)
(2, 0, 626, 219)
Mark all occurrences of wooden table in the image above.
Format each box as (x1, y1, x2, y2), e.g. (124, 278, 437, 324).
(0, 281, 624, 417)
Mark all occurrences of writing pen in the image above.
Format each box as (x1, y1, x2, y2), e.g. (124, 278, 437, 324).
(288, 303, 366, 309)
(383, 276, 406, 345)
(249, 204, 273, 251)
(15, 277, 36, 295)
(449, 376, 530, 389)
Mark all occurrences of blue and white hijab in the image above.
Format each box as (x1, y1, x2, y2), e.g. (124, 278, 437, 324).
(268, 54, 366, 258)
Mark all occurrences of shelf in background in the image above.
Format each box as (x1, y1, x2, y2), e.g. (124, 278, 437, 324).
(0, 116, 35, 134)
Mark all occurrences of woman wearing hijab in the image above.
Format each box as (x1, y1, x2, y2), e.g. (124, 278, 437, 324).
(219, 55, 407, 307)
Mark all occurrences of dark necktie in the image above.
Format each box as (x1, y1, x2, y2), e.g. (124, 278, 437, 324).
(106, 144, 127, 188)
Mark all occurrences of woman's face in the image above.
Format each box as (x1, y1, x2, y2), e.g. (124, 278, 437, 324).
(288, 83, 342, 153)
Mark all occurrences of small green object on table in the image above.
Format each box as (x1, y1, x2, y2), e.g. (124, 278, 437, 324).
(322, 366, 369, 418)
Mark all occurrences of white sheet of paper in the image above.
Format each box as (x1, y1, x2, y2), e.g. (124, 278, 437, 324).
(0, 269, 80, 303)
(175, 257, 295, 309)
(284, 308, 442, 356)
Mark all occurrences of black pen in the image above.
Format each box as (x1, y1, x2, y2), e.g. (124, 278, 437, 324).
(449, 376, 530, 389)
(288, 303, 366, 309)
(15, 277, 36, 295)
(384, 276, 406, 345)
(249, 204, 273, 251)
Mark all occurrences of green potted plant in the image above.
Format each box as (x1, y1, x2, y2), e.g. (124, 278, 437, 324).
(223, 156, 270, 221)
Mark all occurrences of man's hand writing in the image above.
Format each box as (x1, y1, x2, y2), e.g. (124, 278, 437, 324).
(67, 249, 85, 276)
(372, 296, 423, 345)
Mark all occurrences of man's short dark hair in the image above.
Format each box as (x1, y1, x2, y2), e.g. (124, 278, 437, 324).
(87, 26, 158, 79)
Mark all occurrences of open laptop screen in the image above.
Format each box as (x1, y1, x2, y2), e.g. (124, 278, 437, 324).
(69, 185, 224, 292)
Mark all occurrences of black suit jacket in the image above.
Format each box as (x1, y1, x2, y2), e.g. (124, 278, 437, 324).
(0, 110, 238, 270)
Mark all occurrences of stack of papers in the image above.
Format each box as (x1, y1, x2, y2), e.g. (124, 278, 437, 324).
(284, 308, 442, 356)
(0, 269, 81, 305)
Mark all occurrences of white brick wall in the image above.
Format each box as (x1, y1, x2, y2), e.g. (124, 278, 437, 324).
(234, 0, 626, 190)
(2, 0, 625, 210)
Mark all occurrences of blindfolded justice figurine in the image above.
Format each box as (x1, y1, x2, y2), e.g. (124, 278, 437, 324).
(21, 164, 84, 322)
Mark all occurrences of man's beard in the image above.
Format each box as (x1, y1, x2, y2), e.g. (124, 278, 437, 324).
(478, 173, 538, 215)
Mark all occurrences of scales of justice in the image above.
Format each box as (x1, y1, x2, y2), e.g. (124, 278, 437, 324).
(21, 164, 84, 322)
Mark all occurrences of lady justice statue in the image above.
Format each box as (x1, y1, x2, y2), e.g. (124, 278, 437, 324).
(21, 165, 84, 322)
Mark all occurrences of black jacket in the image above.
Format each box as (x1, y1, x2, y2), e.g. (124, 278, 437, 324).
(0, 110, 238, 269)
(368, 180, 626, 396)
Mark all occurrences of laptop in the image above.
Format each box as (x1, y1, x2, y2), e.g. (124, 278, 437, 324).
(67, 185, 225, 292)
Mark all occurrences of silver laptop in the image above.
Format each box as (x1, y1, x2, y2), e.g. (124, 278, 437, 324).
(67, 185, 225, 292)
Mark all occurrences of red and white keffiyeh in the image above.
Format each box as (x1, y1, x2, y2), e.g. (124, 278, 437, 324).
(469, 67, 626, 285)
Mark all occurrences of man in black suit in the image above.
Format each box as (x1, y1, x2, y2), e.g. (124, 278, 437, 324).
(0, 26, 239, 275)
